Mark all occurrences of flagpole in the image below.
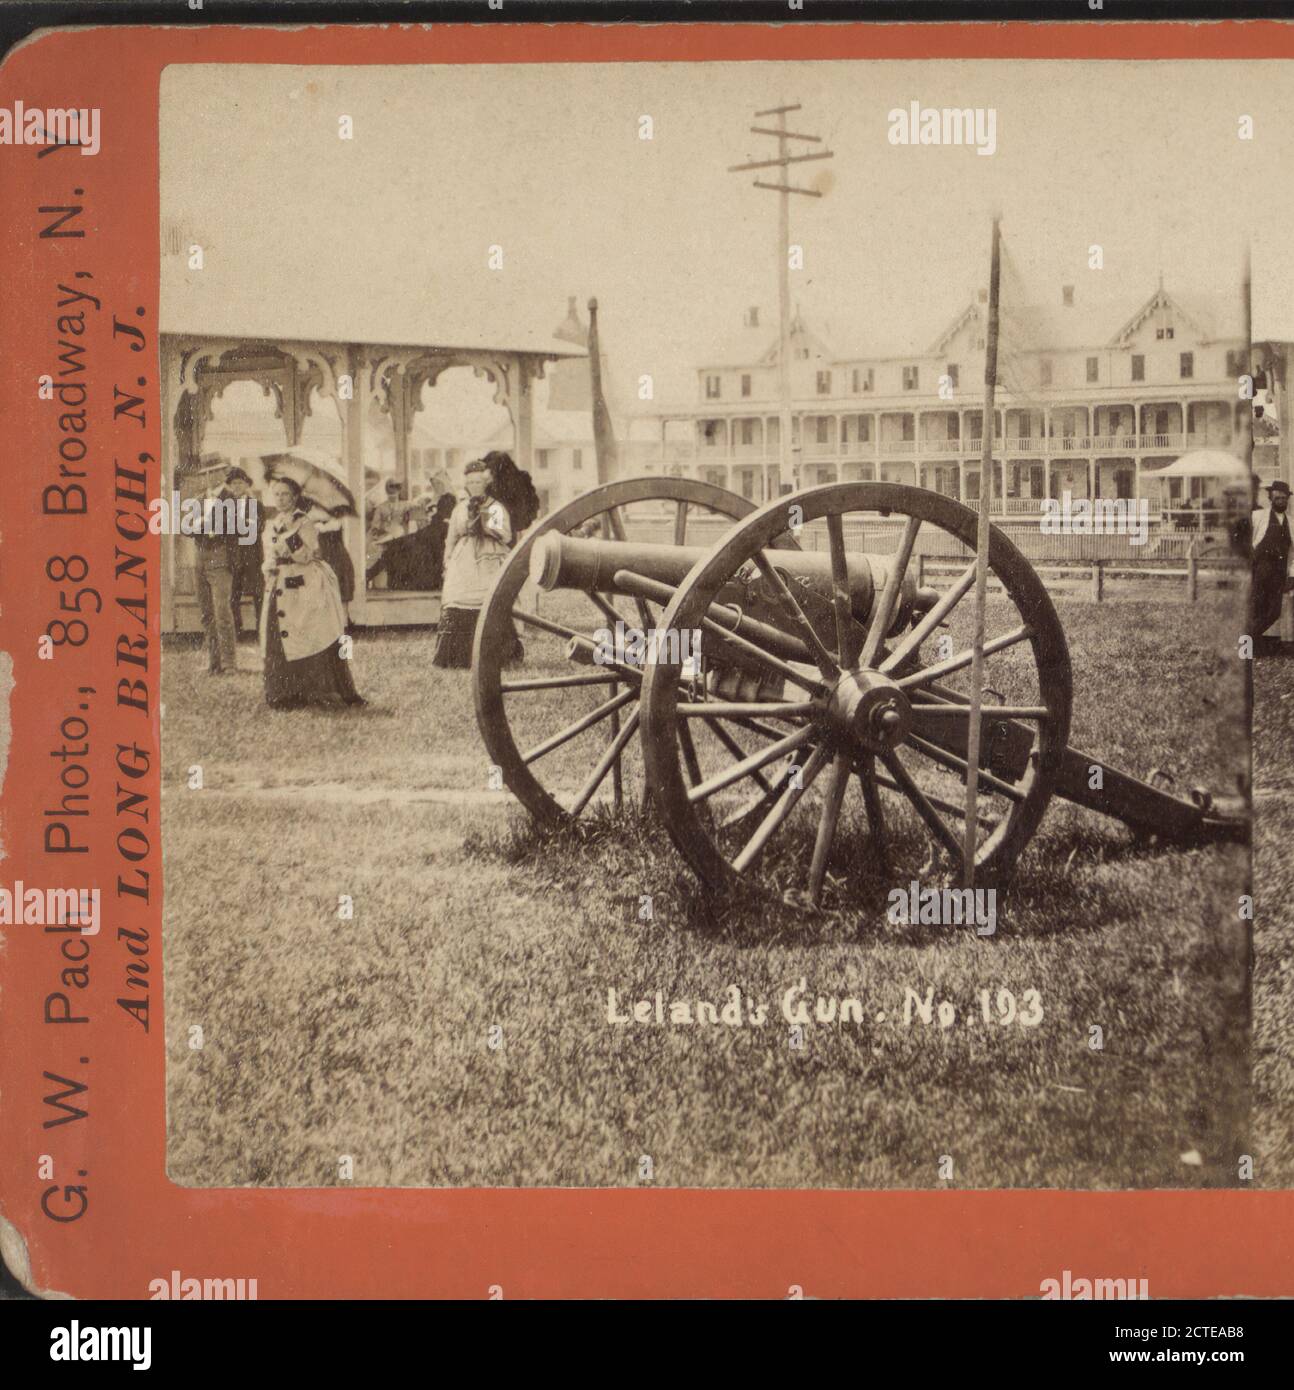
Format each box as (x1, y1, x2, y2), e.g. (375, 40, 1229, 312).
(587, 297, 618, 487)
(963, 216, 1002, 888)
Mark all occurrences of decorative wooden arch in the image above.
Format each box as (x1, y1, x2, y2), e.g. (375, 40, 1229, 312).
(160, 332, 572, 631)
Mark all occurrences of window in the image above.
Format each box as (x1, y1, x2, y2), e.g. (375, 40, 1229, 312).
(902, 365, 919, 391)
(571, 448, 583, 470)
(1226, 349, 1248, 378)
(740, 419, 756, 446)
(1086, 356, 1099, 384)
(1179, 352, 1194, 379)
(1131, 355, 1145, 382)
(853, 366, 874, 393)
(946, 363, 960, 388)
(536, 449, 550, 470)
(858, 416, 872, 442)
(816, 417, 830, 445)
(705, 374, 721, 399)
(816, 370, 832, 395)
(1040, 360, 1053, 386)
(741, 374, 751, 398)
(975, 336, 985, 350)
(795, 347, 810, 360)
(1166, 326, 1174, 339)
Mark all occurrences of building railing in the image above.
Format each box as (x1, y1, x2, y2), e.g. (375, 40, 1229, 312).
(627, 430, 1237, 466)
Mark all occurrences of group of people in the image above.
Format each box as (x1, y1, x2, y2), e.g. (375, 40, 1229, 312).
(192, 467, 364, 709)
(191, 450, 540, 708)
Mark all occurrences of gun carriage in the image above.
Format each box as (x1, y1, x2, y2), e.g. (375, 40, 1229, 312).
(472, 478, 1246, 911)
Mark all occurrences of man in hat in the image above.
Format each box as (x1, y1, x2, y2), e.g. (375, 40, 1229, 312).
(191, 466, 240, 675)
(1251, 478, 1294, 639)
(224, 467, 264, 638)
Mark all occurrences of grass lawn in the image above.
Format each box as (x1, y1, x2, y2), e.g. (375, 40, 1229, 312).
(1253, 650, 1294, 1188)
(162, 593, 1250, 1189)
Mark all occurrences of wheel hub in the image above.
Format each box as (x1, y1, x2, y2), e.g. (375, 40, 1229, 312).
(825, 669, 912, 752)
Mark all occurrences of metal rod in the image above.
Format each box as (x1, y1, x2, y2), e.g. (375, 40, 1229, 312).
(729, 150, 836, 172)
(749, 126, 822, 141)
(963, 215, 1002, 887)
(753, 182, 823, 198)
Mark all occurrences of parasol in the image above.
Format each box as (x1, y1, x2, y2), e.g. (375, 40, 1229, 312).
(261, 447, 357, 517)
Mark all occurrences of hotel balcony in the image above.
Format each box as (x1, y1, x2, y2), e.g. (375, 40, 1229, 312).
(652, 430, 1222, 466)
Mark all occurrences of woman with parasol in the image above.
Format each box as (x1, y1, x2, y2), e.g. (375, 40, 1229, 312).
(260, 469, 365, 710)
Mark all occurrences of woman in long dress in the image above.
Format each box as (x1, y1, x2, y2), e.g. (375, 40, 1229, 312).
(261, 477, 366, 709)
(432, 458, 516, 668)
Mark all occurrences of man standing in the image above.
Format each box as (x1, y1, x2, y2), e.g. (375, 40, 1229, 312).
(1251, 478, 1294, 640)
(224, 467, 264, 638)
(192, 475, 239, 675)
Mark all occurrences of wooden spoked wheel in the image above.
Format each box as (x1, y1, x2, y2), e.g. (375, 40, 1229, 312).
(639, 483, 1073, 909)
(472, 477, 761, 826)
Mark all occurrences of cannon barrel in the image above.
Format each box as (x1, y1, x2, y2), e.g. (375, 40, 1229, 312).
(529, 533, 935, 635)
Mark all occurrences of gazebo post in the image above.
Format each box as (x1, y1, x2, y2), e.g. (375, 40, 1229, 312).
(516, 353, 536, 473)
(344, 343, 369, 625)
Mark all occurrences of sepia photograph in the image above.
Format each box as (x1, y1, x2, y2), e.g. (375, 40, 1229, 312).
(154, 59, 1278, 1192)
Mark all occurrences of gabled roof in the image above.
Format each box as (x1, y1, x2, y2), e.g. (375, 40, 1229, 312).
(698, 309, 837, 370)
(927, 301, 982, 356)
(925, 286, 1246, 360)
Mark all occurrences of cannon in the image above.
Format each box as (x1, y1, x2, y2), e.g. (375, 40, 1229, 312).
(472, 478, 1247, 909)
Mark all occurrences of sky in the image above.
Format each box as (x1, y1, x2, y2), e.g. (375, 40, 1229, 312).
(161, 59, 1294, 419)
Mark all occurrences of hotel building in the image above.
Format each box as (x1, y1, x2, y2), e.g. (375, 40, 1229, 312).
(627, 285, 1272, 515)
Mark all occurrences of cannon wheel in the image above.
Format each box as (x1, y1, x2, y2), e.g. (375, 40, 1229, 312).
(473, 476, 762, 826)
(639, 482, 1073, 908)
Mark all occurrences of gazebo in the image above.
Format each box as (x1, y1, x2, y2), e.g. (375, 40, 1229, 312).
(160, 310, 585, 632)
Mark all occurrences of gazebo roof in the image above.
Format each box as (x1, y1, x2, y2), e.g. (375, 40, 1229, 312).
(160, 278, 587, 361)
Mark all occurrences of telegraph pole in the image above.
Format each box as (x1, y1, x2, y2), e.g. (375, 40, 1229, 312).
(729, 104, 833, 496)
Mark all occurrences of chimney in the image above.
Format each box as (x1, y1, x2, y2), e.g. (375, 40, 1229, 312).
(744, 306, 760, 328)
(553, 296, 586, 347)
(1062, 285, 1075, 307)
